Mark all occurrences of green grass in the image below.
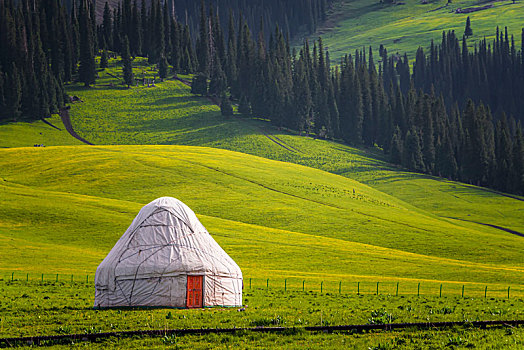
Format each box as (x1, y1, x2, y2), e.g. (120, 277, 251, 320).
(299, 0, 524, 62)
(0, 58, 523, 347)
(0, 145, 523, 294)
(0, 114, 83, 148)
(0, 281, 522, 349)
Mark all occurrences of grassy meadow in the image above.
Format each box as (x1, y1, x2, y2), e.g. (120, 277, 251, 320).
(0, 52, 522, 347)
(0, 145, 523, 292)
(0, 114, 83, 148)
(1, 281, 523, 348)
(301, 0, 524, 62)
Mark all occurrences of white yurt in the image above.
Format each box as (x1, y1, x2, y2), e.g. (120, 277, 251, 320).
(94, 197, 242, 308)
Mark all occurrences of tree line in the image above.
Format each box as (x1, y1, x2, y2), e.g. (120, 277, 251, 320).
(0, 0, 74, 121)
(1, 0, 522, 195)
(188, 11, 523, 194)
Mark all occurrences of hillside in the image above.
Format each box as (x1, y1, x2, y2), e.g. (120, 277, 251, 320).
(1, 146, 523, 292)
(0, 68, 522, 295)
(303, 0, 524, 62)
(65, 67, 524, 235)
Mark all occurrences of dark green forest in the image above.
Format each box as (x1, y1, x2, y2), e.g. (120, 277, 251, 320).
(0, 0, 523, 195)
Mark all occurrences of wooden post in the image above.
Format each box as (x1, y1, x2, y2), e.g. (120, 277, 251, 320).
(508, 286, 510, 300)
(320, 281, 323, 293)
(56, 274, 59, 282)
(484, 286, 487, 299)
(41, 273, 44, 282)
(249, 278, 251, 289)
(376, 282, 379, 295)
(462, 285, 464, 298)
(417, 283, 420, 297)
(396, 282, 399, 296)
(11, 272, 14, 282)
(440, 284, 443, 297)
(284, 279, 287, 292)
(26, 273, 29, 282)
(266, 278, 269, 290)
(357, 282, 360, 295)
(86, 275, 89, 284)
(303, 280, 305, 292)
(339, 281, 342, 294)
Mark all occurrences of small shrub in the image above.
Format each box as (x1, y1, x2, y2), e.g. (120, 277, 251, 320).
(367, 309, 396, 324)
(438, 306, 455, 314)
(57, 325, 72, 334)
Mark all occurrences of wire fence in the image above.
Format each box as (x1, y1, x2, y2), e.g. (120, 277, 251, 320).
(2, 272, 523, 299)
(244, 277, 524, 299)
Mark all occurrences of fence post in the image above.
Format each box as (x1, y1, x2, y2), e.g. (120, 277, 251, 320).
(266, 278, 269, 290)
(11, 272, 14, 282)
(339, 281, 342, 294)
(26, 273, 29, 282)
(249, 278, 251, 289)
(284, 279, 287, 292)
(56, 274, 59, 283)
(86, 275, 89, 284)
(440, 284, 442, 297)
(376, 282, 379, 295)
(508, 286, 510, 300)
(41, 273, 44, 282)
(320, 281, 323, 293)
(462, 285, 464, 298)
(396, 282, 399, 296)
(302, 280, 305, 292)
(417, 283, 420, 297)
(484, 286, 487, 299)
(357, 282, 360, 295)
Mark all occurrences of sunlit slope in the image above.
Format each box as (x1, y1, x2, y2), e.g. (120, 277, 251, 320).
(0, 145, 523, 287)
(65, 75, 524, 241)
(0, 115, 82, 148)
(303, 0, 524, 62)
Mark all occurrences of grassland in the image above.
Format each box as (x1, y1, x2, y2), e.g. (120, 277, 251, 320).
(0, 114, 83, 148)
(0, 56, 523, 347)
(1, 145, 523, 294)
(1, 281, 523, 348)
(300, 0, 524, 62)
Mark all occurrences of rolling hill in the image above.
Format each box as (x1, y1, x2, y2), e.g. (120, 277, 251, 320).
(302, 0, 524, 62)
(0, 145, 523, 293)
(0, 66, 522, 296)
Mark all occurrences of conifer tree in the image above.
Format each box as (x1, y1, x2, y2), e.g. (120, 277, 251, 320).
(5, 63, 21, 121)
(100, 48, 108, 69)
(122, 36, 134, 88)
(158, 54, 168, 81)
(102, 1, 112, 49)
(390, 126, 403, 164)
(238, 95, 252, 117)
(131, 0, 142, 56)
(208, 60, 226, 96)
(0, 71, 5, 120)
(196, 0, 210, 76)
(403, 127, 425, 172)
(78, 0, 96, 87)
(191, 73, 208, 95)
(464, 16, 473, 38)
(220, 92, 233, 117)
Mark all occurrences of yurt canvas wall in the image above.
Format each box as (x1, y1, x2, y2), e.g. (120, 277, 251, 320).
(94, 197, 243, 308)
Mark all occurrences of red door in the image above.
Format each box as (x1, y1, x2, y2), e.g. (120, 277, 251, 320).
(186, 275, 203, 308)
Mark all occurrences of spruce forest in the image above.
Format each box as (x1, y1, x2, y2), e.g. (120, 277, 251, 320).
(0, 0, 523, 197)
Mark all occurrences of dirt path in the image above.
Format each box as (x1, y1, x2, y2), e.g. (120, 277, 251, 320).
(59, 107, 94, 145)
